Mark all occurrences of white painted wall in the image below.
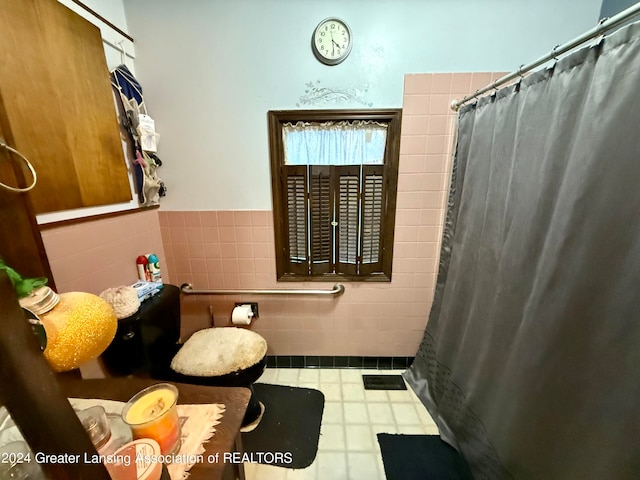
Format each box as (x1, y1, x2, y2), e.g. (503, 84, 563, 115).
(600, 0, 638, 18)
(122, 0, 601, 212)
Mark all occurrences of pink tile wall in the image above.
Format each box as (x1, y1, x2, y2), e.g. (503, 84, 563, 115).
(163, 73, 504, 357)
(161, 207, 436, 356)
(41, 209, 167, 295)
(33, 73, 504, 359)
(42, 73, 502, 356)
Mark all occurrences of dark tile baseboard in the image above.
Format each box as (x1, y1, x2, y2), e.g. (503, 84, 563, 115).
(266, 355, 414, 370)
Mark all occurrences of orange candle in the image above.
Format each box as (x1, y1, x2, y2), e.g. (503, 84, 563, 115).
(122, 384, 181, 456)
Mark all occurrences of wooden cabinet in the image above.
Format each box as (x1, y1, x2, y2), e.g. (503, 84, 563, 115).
(0, 0, 131, 214)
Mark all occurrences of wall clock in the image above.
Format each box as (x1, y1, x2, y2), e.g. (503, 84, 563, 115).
(312, 17, 353, 66)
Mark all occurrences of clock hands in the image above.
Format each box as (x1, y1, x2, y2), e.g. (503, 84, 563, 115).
(330, 31, 342, 56)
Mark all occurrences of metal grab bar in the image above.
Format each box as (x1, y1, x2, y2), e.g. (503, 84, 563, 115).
(180, 283, 345, 297)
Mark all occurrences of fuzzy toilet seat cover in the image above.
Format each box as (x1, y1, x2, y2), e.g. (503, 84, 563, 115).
(170, 327, 267, 377)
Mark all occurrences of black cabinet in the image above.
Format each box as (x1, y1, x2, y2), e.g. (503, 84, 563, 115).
(101, 284, 181, 377)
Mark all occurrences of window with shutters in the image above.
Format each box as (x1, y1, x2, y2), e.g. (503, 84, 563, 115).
(268, 109, 401, 281)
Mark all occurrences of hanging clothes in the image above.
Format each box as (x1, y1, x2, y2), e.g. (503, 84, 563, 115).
(111, 64, 145, 114)
(111, 64, 166, 206)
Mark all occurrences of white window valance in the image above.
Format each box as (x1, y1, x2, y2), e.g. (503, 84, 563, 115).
(283, 120, 387, 165)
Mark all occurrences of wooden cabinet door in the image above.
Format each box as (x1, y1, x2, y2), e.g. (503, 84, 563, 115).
(0, 0, 132, 214)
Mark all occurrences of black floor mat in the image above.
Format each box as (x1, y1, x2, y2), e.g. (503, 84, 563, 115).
(363, 374, 407, 390)
(241, 383, 324, 469)
(377, 434, 473, 480)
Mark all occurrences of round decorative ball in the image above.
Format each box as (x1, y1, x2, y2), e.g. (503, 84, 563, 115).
(39, 292, 117, 372)
(99, 286, 140, 319)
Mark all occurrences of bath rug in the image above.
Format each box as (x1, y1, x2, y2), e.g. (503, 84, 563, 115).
(377, 434, 473, 480)
(241, 383, 324, 469)
(363, 374, 407, 390)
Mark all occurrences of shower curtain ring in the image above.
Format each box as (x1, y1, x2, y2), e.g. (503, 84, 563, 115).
(513, 65, 527, 91)
(546, 45, 561, 72)
(593, 17, 609, 47)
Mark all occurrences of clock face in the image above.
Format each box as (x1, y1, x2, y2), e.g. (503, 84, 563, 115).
(312, 18, 352, 65)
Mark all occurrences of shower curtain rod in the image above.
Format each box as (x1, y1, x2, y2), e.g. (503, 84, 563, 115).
(451, 1, 640, 111)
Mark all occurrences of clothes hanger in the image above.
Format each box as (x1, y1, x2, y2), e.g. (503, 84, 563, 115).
(117, 40, 126, 66)
(110, 40, 147, 115)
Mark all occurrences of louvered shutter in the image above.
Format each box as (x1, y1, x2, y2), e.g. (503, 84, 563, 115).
(334, 165, 360, 275)
(282, 165, 308, 275)
(359, 165, 385, 275)
(309, 166, 333, 274)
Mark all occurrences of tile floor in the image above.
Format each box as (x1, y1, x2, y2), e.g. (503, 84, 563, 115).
(243, 368, 440, 480)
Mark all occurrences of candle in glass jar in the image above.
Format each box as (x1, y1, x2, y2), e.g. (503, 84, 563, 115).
(122, 384, 181, 456)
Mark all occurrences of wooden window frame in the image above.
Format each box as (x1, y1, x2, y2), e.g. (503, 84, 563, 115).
(268, 109, 401, 282)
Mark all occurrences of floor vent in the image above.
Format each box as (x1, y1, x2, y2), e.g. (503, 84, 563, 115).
(362, 374, 407, 390)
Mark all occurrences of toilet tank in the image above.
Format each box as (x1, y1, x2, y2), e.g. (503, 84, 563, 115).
(101, 284, 181, 378)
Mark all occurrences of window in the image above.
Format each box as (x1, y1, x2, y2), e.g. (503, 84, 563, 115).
(268, 109, 401, 281)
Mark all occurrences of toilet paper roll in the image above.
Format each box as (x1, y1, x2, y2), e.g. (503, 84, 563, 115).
(232, 305, 254, 325)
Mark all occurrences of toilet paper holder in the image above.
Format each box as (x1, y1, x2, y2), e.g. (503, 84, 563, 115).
(234, 302, 258, 319)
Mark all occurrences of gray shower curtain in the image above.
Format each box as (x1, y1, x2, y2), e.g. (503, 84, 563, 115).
(405, 21, 640, 480)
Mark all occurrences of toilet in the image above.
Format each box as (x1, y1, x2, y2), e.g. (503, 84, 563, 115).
(100, 284, 267, 429)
